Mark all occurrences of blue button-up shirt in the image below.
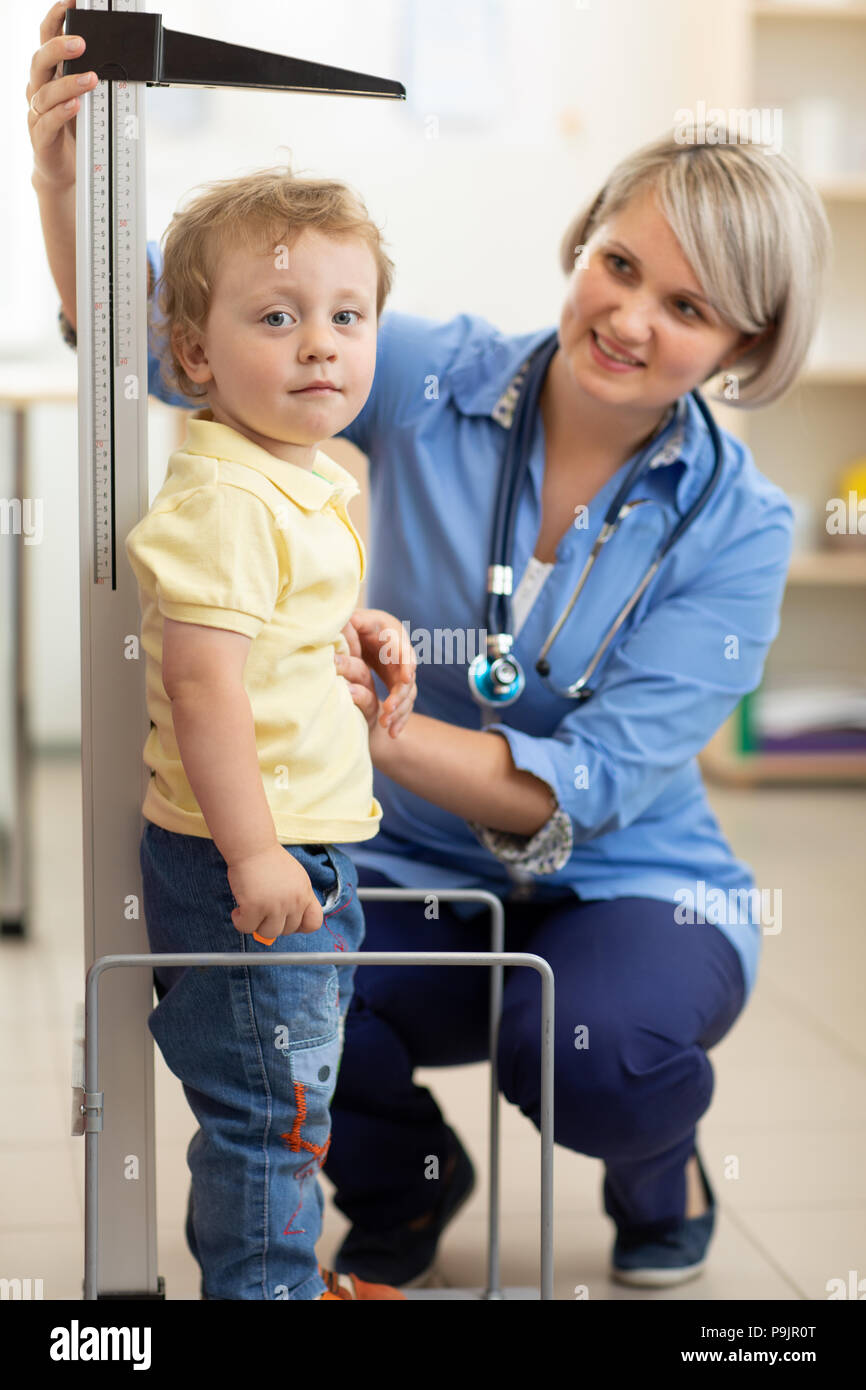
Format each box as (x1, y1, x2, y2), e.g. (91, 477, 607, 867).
(145, 242, 794, 999)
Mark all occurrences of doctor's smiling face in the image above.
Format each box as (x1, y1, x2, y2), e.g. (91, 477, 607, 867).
(554, 184, 765, 444)
(173, 228, 379, 469)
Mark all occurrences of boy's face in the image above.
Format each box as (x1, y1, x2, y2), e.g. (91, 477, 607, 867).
(175, 229, 379, 468)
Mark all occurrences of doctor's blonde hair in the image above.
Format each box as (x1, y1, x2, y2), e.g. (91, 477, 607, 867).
(559, 129, 832, 408)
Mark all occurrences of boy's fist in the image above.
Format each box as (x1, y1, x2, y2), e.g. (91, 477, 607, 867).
(227, 844, 323, 945)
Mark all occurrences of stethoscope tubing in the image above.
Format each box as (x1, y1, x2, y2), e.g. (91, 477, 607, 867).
(484, 328, 726, 699)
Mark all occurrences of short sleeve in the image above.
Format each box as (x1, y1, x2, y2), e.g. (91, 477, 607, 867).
(125, 484, 284, 640)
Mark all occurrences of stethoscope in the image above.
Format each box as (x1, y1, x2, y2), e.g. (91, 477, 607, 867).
(468, 330, 726, 708)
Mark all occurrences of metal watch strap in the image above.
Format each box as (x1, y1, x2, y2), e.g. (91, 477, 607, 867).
(58, 305, 77, 349)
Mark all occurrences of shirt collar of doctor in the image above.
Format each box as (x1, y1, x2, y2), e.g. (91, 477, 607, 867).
(183, 408, 359, 511)
(449, 326, 718, 515)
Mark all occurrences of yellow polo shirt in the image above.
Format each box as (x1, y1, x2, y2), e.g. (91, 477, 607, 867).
(124, 408, 382, 844)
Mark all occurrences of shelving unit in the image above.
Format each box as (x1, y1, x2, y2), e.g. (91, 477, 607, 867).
(699, 0, 866, 785)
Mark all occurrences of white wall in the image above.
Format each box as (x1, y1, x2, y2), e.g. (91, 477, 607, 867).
(3, 0, 751, 770)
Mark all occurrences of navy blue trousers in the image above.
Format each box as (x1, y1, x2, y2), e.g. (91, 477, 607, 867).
(322, 867, 747, 1239)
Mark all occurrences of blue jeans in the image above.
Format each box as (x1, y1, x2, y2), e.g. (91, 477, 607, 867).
(139, 821, 364, 1300)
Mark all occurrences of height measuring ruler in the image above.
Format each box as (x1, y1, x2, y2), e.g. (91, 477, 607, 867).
(65, 0, 404, 1297)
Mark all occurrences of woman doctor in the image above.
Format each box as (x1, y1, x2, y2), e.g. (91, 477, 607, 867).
(30, 3, 830, 1290)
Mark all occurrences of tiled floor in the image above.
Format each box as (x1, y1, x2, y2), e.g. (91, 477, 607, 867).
(1, 753, 863, 1301)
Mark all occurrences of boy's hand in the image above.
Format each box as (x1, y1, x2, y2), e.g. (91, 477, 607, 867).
(335, 608, 417, 738)
(226, 843, 324, 943)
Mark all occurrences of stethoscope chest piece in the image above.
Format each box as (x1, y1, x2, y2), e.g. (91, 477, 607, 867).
(469, 638, 525, 707)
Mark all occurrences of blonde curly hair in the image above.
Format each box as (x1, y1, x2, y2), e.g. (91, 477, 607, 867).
(150, 162, 396, 402)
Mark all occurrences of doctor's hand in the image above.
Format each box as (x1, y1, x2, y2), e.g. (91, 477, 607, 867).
(335, 608, 417, 738)
(28, 3, 96, 189)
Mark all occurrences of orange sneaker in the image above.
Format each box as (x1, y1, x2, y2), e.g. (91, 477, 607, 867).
(318, 1264, 406, 1300)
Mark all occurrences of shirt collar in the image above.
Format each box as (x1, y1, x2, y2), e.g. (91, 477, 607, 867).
(450, 326, 717, 512)
(449, 323, 555, 418)
(179, 408, 359, 511)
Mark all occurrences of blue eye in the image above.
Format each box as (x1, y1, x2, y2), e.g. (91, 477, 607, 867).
(608, 254, 630, 274)
(261, 308, 361, 327)
(675, 299, 702, 321)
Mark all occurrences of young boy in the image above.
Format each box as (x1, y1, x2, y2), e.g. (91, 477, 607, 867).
(125, 167, 416, 1301)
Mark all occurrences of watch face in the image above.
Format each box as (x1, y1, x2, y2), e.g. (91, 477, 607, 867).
(59, 308, 77, 347)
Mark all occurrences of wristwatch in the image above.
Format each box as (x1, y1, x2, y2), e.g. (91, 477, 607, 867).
(58, 256, 153, 350)
(58, 305, 77, 350)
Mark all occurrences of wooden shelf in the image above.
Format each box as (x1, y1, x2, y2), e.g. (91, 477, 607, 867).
(752, 3, 866, 21)
(786, 549, 866, 584)
(712, 5, 866, 786)
(799, 364, 866, 384)
(0, 362, 77, 405)
(816, 175, 866, 202)
(700, 725, 866, 785)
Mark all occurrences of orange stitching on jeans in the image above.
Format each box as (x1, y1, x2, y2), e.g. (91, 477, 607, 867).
(282, 1081, 307, 1152)
(280, 1081, 332, 1236)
